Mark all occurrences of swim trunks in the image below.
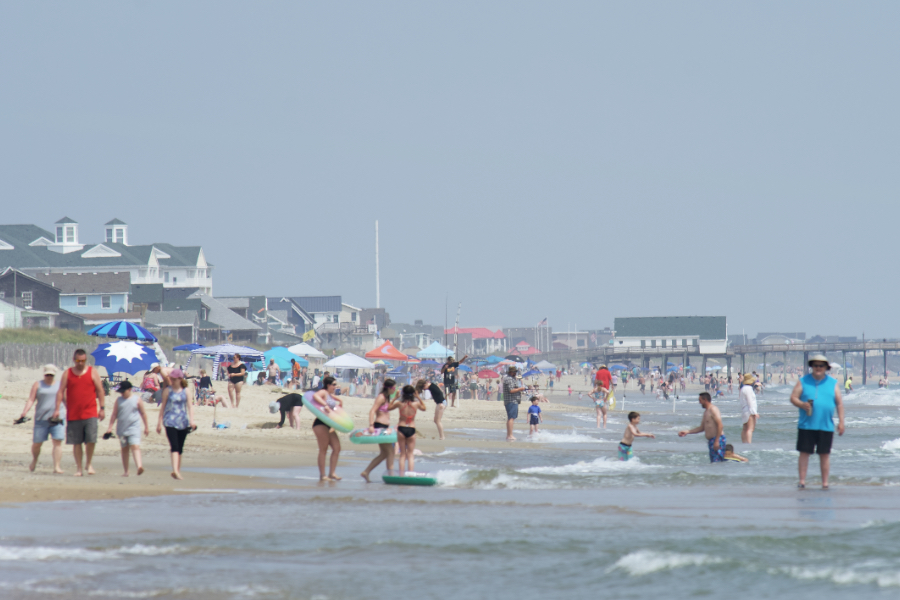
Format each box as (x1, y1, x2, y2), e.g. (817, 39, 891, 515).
(618, 442, 633, 461)
(708, 435, 726, 463)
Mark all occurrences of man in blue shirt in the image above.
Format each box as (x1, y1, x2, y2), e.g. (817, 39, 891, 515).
(789, 354, 846, 489)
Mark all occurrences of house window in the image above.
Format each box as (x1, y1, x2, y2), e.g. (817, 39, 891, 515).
(650, 340, 656, 348)
(661, 340, 666, 348)
(56, 226, 63, 243)
(0, 291, 4, 299)
(21, 291, 32, 309)
(640, 340, 646, 348)
(682, 339, 687, 347)
(172, 277, 177, 284)
(106, 228, 114, 243)
(77, 296, 87, 307)
(115, 228, 124, 243)
(351, 312, 357, 322)
(65, 226, 75, 243)
(692, 339, 698, 346)
(164, 272, 170, 283)
(577, 339, 585, 347)
(101, 296, 111, 309)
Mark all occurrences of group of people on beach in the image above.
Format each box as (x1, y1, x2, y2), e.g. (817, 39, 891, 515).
(17, 348, 850, 489)
(16, 350, 198, 480)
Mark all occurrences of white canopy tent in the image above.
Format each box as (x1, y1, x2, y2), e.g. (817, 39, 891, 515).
(534, 360, 557, 371)
(324, 353, 376, 370)
(286, 342, 328, 359)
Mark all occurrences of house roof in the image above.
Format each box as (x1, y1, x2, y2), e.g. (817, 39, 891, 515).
(105, 218, 126, 225)
(33, 272, 131, 294)
(162, 298, 202, 313)
(216, 297, 249, 309)
(444, 326, 505, 340)
(267, 297, 315, 325)
(614, 317, 727, 339)
(290, 296, 342, 313)
(56, 217, 77, 224)
(0, 267, 60, 294)
(130, 284, 164, 304)
(144, 310, 199, 327)
(189, 292, 261, 331)
(79, 312, 142, 323)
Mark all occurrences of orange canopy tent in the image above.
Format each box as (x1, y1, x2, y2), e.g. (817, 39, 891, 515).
(364, 340, 408, 362)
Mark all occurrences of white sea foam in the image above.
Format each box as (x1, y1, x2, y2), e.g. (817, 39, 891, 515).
(519, 457, 655, 476)
(780, 565, 900, 587)
(525, 430, 608, 444)
(611, 550, 723, 576)
(0, 544, 185, 562)
(881, 438, 900, 451)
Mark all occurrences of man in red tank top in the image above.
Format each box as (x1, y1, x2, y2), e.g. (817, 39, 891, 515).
(54, 349, 106, 476)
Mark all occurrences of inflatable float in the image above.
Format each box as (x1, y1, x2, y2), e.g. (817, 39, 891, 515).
(302, 391, 354, 433)
(349, 427, 398, 444)
(382, 471, 438, 486)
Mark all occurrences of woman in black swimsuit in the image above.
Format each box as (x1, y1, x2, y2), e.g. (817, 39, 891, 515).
(360, 379, 397, 483)
(226, 354, 247, 408)
(391, 385, 426, 474)
(311, 376, 342, 481)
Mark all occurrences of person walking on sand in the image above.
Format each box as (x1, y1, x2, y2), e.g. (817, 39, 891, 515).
(678, 392, 726, 463)
(392, 384, 427, 473)
(226, 354, 247, 407)
(18, 365, 64, 474)
(790, 354, 845, 489)
(502, 366, 526, 441)
(441, 354, 468, 408)
(105, 381, 149, 477)
(416, 378, 447, 440)
(53, 349, 106, 477)
(310, 376, 343, 481)
(739, 373, 759, 443)
(360, 379, 398, 482)
(156, 369, 195, 480)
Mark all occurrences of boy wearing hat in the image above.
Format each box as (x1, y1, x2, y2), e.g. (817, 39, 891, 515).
(739, 373, 759, 443)
(105, 381, 149, 477)
(789, 354, 845, 489)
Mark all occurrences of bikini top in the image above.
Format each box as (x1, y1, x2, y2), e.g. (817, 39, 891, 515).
(377, 399, 389, 413)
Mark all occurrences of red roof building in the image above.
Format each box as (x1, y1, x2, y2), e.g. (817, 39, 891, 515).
(444, 326, 507, 356)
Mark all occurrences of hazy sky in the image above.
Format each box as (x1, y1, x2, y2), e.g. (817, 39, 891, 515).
(2, 3, 898, 337)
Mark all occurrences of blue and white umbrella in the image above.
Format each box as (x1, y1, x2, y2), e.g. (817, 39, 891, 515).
(88, 320, 158, 342)
(173, 343, 204, 351)
(91, 341, 157, 375)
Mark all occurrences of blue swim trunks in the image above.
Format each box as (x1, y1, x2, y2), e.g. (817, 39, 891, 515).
(708, 435, 726, 463)
(618, 442, 633, 461)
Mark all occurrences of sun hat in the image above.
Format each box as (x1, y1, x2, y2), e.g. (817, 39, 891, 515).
(43, 364, 58, 376)
(150, 362, 160, 370)
(807, 354, 831, 369)
(508, 365, 518, 372)
(169, 368, 185, 378)
(742, 373, 755, 385)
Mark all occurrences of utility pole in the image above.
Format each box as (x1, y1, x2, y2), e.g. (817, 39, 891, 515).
(375, 220, 380, 309)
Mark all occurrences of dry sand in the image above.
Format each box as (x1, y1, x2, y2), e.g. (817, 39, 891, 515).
(0, 365, 608, 504)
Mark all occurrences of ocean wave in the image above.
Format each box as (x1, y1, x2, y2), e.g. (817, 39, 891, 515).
(843, 388, 900, 406)
(881, 438, 900, 451)
(611, 550, 723, 576)
(524, 430, 609, 444)
(0, 544, 185, 562)
(778, 565, 900, 587)
(519, 457, 656, 476)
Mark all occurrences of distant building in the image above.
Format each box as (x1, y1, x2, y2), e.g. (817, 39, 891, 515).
(360, 308, 390, 330)
(551, 330, 590, 350)
(0, 268, 84, 330)
(613, 316, 727, 354)
(0, 217, 213, 295)
(755, 332, 806, 345)
(503, 327, 554, 353)
(144, 310, 199, 343)
(33, 272, 130, 315)
(444, 327, 506, 356)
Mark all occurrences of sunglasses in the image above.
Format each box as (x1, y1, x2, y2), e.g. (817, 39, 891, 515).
(811, 363, 828, 368)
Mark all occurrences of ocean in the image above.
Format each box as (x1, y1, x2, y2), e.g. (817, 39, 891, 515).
(3, 384, 900, 599)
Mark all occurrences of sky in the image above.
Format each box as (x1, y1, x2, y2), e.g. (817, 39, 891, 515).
(1, 2, 898, 337)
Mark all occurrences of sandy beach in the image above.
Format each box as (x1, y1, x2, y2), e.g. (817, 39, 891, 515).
(0, 365, 623, 503)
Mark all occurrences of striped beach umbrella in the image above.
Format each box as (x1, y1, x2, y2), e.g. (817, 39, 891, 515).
(87, 320, 158, 342)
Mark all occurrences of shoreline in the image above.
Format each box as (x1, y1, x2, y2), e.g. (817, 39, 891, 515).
(2, 366, 634, 504)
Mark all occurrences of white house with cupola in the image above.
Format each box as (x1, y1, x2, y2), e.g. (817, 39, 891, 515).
(0, 217, 213, 296)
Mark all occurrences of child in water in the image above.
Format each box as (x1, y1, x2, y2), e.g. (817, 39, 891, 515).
(724, 444, 748, 462)
(618, 412, 655, 461)
(527, 396, 542, 434)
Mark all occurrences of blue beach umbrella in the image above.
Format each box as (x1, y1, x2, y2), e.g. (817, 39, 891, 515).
(457, 365, 473, 372)
(173, 343, 204, 352)
(91, 341, 157, 375)
(88, 320, 158, 342)
(522, 369, 541, 378)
